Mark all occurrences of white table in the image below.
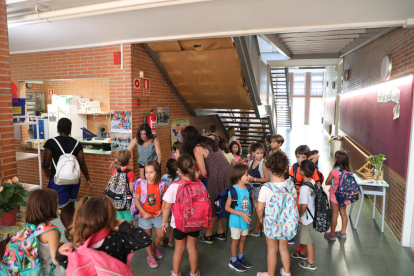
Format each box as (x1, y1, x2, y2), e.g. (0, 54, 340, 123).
(349, 174, 389, 232)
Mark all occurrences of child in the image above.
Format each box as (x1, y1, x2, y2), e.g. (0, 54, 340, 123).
(172, 141, 182, 159)
(291, 160, 317, 271)
(256, 151, 297, 276)
(228, 127, 242, 155)
(268, 134, 284, 156)
(207, 125, 221, 144)
(225, 164, 253, 272)
(135, 160, 167, 268)
(247, 142, 270, 237)
(324, 150, 350, 240)
(265, 135, 272, 157)
(219, 139, 236, 166)
(162, 154, 203, 276)
(1, 189, 62, 276)
(230, 141, 242, 163)
(109, 149, 136, 224)
(56, 197, 151, 270)
(161, 159, 180, 247)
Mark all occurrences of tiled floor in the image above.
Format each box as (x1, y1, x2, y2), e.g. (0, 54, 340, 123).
(53, 125, 414, 275)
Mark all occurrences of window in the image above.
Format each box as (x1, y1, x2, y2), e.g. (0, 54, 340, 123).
(309, 97, 323, 125)
(292, 97, 305, 125)
(293, 73, 306, 95)
(311, 73, 324, 95)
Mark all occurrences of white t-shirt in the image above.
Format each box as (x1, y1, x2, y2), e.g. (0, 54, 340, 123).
(162, 182, 181, 228)
(258, 181, 297, 205)
(299, 179, 316, 226)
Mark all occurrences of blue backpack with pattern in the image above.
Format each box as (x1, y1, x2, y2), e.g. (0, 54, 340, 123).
(335, 171, 360, 206)
(263, 181, 299, 240)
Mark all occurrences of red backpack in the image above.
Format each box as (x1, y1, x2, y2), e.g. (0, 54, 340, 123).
(172, 179, 212, 233)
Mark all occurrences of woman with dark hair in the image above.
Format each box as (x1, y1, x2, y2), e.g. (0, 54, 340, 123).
(109, 123, 162, 178)
(42, 118, 92, 240)
(181, 126, 232, 244)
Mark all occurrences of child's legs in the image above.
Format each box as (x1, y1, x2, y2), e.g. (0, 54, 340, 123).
(306, 244, 315, 263)
(231, 239, 239, 257)
(278, 240, 290, 274)
(154, 227, 164, 248)
(143, 228, 153, 257)
(217, 218, 224, 234)
(239, 235, 247, 254)
(205, 216, 218, 236)
(173, 236, 186, 274)
(230, 228, 241, 256)
(265, 236, 279, 276)
(140, 218, 156, 257)
(339, 205, 348, 233)
(186, 233, 199, 275)
(169, 226, 174, 241)
(330, 201, 340, 234)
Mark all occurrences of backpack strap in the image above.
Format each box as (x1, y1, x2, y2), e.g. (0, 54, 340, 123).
(292, 163, 299, 184)
(303, 182, 317, 220)
(258, 159, 264, 179)
(229, 186, 238, 209)
(158, 181, 166, 199)
(140, 179, 148, 206)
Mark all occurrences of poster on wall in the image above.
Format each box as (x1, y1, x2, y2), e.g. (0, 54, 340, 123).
(110, 110, 132, 151)
(156, 105, 170, 126)
(171, 118, 189, 146)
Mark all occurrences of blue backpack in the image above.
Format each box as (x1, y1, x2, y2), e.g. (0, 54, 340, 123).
(214, 185, 253, 219)
(335, 171, 360, 206)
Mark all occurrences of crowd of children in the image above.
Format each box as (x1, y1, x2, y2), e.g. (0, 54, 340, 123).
(1, 124, 355, 276)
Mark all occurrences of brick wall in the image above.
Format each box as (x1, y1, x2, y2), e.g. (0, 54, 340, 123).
(341, 27, 414, 243)
(0, 0, 15, 179)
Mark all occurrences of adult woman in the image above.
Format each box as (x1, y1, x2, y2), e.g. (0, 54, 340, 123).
(42, 118, 92, 238)
(181, 126, 232, 244)
(109, 123, 162, 178)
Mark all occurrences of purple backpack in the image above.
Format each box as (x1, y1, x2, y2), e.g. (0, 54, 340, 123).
(131, 178, 166, 221)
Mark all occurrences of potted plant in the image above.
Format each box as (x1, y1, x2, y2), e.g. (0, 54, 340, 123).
(366, 154, 386, 181)
(0, 177, 29, 226)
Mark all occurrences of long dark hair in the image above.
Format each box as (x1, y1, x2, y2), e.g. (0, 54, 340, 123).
(165, 158, 177, 180)
(136, 124, 154, 145)
(229, 141, 241, 156)
(176, 154, 197, 181)
(334, 150, 350, 171)
(180, 126, 218, 158)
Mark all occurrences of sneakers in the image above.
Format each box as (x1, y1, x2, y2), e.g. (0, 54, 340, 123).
(238, 256, 252, 269)
(298, 260, 317, 271)
(247, 229, 260, 238)
(190, 269, 200, 276)
(229, 259, 246, 272)
(170, 270, 181, 276)
(288, 238, 294, 245)
(147, 256, 158, 268)
(290, 252, 308, 260)
(212, 232, 226, 241)
(152, 247, 164, 259)
(280, 267, 291, 276)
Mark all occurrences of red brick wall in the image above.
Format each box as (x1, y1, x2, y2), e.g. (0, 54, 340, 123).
(341, 27, 414, 243)
(0, 0, 16, 179)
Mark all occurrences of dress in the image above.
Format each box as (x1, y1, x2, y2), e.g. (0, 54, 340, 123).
(200, 144, 232, 216)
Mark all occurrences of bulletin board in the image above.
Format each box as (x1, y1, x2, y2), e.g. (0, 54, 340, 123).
(339, 75, 414, 179)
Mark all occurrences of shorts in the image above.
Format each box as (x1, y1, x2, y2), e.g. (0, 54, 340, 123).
(139, 216, 162, 229)
(173, 228, 200, 240)
(48, 178, 80, 209)
(253, 185, 261, 202)
(200, 178, 208, 190)
(329, 189, 338, 204)
(117, 209, 133, 222)
(139, 163, 144, 169)
(230, 228, 249, 240)
(299, 223, 313, 245)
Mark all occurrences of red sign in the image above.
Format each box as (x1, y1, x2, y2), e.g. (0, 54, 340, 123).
(143, 78, 150, 95)
(48, 89, 54, 98)
(133, 78, 141, 95)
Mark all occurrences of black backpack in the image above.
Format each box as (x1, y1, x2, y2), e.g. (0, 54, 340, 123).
(303, 182, 332, 233)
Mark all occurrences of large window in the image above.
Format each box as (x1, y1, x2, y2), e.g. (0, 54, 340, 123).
(309, 97, 323, 125)
(292, 97, 305, 125)
(310, 73, 324, 95)
(293, 73, 306, 95)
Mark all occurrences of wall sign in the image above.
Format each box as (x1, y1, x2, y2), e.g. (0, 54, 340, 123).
(110, 110, 132, 151)
(171, 118, 189, 146)
(156, 105, 169, 126)
(133, 78, 141, 96)
(143, 78, 150, 95)
(48, 89, 54, 98)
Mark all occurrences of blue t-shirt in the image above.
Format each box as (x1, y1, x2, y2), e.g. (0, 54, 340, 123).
(228, 185, 251, 230)
(161, 174, 179, 187)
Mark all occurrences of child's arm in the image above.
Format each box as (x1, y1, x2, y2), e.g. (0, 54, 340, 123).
(162, 201, 173, 233)
(224, 195, 251, 224)
(248, 164, 270, 183)
(325, 172, 334, 186)
(134, 194, 151, 219)
(40, 230, 61, 266)
(256, 201, 265, 224)
(129, 182, 133, 194)
(299, 203, 308, 218)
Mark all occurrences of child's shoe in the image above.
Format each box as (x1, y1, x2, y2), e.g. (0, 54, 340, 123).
(280, 267, 291, 276)
(290, 252, 308, 260)
(288, 238, 294, 245)
(256, 273, 268, 276)
(335, 231, 347, 239)
(229, 258, 246, 272)
(190, 269, 200, 276)
(147, 256, 158, 268)
(247, 229, 260, 237)
(170, 270, 181, 276)
(298, 260, 317, 271)
(324, 232, 336, 241)
(212, 232, 226, 241)
(238, 256, 252, 269)
(152, 247, 164, 259)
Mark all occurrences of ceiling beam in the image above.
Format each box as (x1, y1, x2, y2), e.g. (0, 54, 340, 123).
(278, 29, 367, 38)
(285, 39, 354, 46)
(281, 34, 360, 42)
(292, 53, 340, 59)
(268, 58, 342, 68)
(258, 34, 291, 59)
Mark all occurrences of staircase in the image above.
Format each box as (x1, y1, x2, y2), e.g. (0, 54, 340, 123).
(271, 68, 292, 128)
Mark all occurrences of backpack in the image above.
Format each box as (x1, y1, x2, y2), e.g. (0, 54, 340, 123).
(130, 179, 166, 220)
(214, 185, 253, 219)
(263, 181, 299, 240)
(0, 223, 61, 276)
(335, 171, 360, 207)
(65, 228, 134, 276)
(104, 168, 133, 211)
(172, 179, 212, 233)
(292, 163, 324, 186)
(52, 137, 81, 185)
(304, 182, 333, 232)
(207, 134, 220, 144)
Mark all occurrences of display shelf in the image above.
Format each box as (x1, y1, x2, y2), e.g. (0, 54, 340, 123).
(21, 183, 41, 192)
(13, 121, 38, 126)
(77, 112, 110, 119)
(16, 152, 39, 161)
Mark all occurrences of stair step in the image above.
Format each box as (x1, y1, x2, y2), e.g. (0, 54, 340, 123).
(219, 116, 263, 120)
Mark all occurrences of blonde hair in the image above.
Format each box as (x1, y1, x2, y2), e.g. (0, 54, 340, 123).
(116, 149, 131, 166)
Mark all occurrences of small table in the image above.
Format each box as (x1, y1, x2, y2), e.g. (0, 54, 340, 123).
(0, 211, 26, 257)
(349, 174, 389, 232)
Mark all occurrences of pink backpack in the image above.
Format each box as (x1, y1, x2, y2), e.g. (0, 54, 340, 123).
(66, 229, 134, 276)
(172, 179, 212, 233)
(131, 178, 166, 221)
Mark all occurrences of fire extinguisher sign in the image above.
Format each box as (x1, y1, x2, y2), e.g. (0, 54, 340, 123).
(133, 78, 141, 96)
(143, 78, 150, 95)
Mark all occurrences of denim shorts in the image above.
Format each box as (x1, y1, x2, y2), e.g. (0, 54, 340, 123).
(138, 216, 162, 229)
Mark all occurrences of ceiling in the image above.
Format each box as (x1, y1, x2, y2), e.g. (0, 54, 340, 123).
(6, 0, 414, 54)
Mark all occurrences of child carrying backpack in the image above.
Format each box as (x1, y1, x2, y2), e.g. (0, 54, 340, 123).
(55, 197, 151, 275)
(1, 189, 62, 276)
(162, 154, 212, 276)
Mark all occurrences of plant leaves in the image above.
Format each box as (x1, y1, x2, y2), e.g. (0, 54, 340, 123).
(17, 201, 27, 206)
(0, 208, 3, 217)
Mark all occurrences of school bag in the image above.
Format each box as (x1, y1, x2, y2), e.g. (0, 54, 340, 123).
(52, 137, 81, 185)
(292, 163, 324, 185)
(0, 223, 61, 276)
(214, 184, 253, 219)
(104, 168, 133, 211)
(263, 181, 299, 240)
(335, 171, 360, 207)
(130, 179, 166, 220)
(65, 228, 134, 276)
(173, 179, 212, 233)
(304, 182, 332, 232)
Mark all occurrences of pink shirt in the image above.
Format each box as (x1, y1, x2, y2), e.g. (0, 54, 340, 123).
(329, 168, 340, 193)
(162, 181, 181, 228)
(234, 155, 241, 162)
